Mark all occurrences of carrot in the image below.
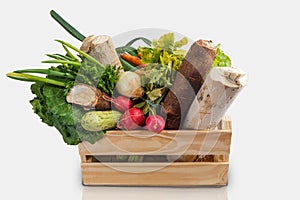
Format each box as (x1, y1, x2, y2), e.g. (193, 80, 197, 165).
(121, 53, 143, 66)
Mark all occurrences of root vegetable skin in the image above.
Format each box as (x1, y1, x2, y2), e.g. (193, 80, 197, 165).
(183, 67, 248, 130)
(145, 115, 165, 133)
(117, 108, 145, 130)
(66, 84, 111, 110)
(80, 35, 121, 67)
(162, 40, 217, 130)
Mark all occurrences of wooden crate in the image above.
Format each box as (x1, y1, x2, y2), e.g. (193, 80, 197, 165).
(78, 117, 232, 186)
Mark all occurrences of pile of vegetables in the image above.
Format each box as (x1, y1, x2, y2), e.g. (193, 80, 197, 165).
(6, 10, 231, 146)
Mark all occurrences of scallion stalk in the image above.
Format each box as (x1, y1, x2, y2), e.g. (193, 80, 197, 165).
(7, 72, 66, 87)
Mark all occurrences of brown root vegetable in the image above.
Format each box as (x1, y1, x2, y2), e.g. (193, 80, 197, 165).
(162, 40, 217, 130)
(66, 84, 111, 110)
(80, 35, 121, 67)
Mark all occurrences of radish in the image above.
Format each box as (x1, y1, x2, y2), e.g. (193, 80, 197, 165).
(145, 114, 165, 133)
(103, 96, 133, 112)
(117, 108, 145, 130)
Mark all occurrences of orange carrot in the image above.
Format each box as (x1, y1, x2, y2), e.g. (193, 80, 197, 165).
(121, 53, 143, 66)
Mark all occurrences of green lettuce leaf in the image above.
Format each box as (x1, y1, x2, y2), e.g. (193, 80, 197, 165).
(141, 64, 174, 91)
(138, 33, 188, 71)
(152, 32, 188, 54)
(152, 33, 174, 51)
(174, 37, 188, 49)
(213, 44, 232, 67)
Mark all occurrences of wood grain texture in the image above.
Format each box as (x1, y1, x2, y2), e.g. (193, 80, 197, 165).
(78, 118, 232, 186)
(81, 162, 228, 186)
(79, 130, 231, 156)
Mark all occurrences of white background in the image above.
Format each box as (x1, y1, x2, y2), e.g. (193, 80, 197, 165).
(1, 0, 300, 199)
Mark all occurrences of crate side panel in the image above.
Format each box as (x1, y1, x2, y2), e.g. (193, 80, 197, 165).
(81, 162, 228, 186)
(79, 130, 231, 157)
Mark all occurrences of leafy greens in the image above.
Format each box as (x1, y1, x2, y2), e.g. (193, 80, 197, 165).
(212, 44, 232, 67)
(30, 65, 105, 145)
(26, 40, 121, 145)
(138, 33, 188, 71)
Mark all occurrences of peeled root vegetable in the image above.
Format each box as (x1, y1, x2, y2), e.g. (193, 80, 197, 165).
(117, 108, 145, 130)
(66, 84, 111, 110)
(80, 35, 122, 67)
(145, 114, 165, 133)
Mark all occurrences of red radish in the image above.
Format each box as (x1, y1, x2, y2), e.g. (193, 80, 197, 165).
(145, 114, 165, 133)
(117, 108, 145, 130)
(103, 96, 133, 112)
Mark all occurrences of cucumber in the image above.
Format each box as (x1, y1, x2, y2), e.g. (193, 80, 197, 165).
(81, 110, 122, 131)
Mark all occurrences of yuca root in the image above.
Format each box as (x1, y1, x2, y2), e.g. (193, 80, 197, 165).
(66, 84, 111, 111)
(162, 40, 217, 130)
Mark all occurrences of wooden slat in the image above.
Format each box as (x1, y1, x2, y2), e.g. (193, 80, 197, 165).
(79, 129, 231, 156)
(78, 145, 87, 162)
(221, 116, 232, 130)
(78, 118, 232, 186)
(81, 162, 228, 186)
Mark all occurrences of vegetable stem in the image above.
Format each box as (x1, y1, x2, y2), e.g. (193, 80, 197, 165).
(55, 40, 105, 69)
(6, 72, 66, 87)
(13, 69, 76, 79)
(116, 46, 138, 57)
(50, 10, 86, 42)
(42, 59, 81, 67)
(62, 44, 80, 62)
(125, 37, 151, 46)
(46, 54, 68, 61)
(53, 54, 76, 61)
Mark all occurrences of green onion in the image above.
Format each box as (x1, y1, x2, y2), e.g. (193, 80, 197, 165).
(7, 72, 66, 87)
(46, 54, 68, 61)
(13, 69, 75, 79)
(61, 44, 80, 62)
(42, 60, 82, 67)
(50, 10, 86, 42)
(53, 54, 76, 61)
(125, 37, 151, 46)
(116, 46, 138, 56)
(55, 40, 105, 69)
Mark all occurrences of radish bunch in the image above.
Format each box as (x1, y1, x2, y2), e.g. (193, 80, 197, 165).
(112, 97, 165, 133)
